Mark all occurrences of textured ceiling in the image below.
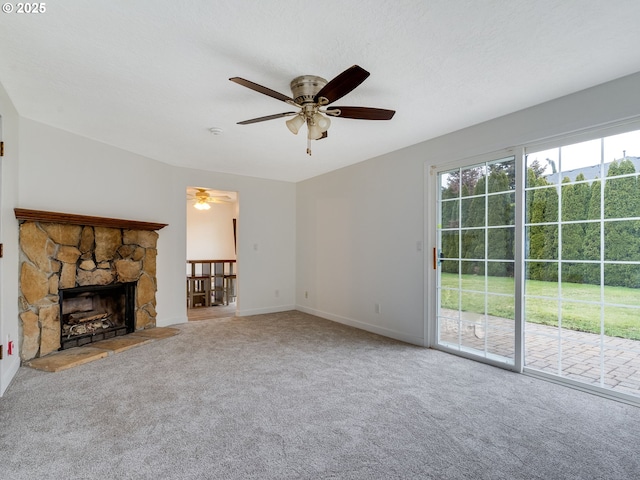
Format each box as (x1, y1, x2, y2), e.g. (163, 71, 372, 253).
(1, 1, 640, 182)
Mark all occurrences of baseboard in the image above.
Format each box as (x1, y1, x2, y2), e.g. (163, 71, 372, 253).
(296, 305, 426, 347)
(237, 305, 296, 317)
(0, 355, 21, 397)
(156, 315, 188, 327)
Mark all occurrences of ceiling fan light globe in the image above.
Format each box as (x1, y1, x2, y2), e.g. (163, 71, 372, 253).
(286, 115, 305, 135)
(194, 201, 211, 210)
(307, 124, 323, 140)
(313, 113, 331, 132)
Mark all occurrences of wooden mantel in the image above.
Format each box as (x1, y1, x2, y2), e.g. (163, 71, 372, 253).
(14, 209, 168, 231)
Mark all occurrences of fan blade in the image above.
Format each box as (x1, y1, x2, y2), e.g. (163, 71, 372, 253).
(326, 106, 395, 120)
(210, 194, 233, 201)
(314, 65, 370, 105)
(230, 77, 295, 103)
(237, 112, 298, 125)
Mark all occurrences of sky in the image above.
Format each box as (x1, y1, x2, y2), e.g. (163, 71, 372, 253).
(527, 129, 640, 175)
(438, 127, 640, 191)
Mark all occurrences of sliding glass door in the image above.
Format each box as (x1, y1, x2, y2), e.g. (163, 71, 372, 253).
(431, 126, 640, 402)
(436, 155, 517, 367)
(524, 130, 640, 398)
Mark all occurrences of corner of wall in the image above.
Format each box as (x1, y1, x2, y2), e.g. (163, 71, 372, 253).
(1, 356, 20, 396)
(0, 79, 22, 397)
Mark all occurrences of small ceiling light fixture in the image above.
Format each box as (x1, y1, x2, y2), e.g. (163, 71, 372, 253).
(193, 189, 213, 210)
(285, 114, 305, 135)
(194, 199, 211, 210)
(286, 76, 334, 155)
(209, 127, 224, 135)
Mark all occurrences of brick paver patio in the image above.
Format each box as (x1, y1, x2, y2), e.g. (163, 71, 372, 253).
(439, 309, 640, 398)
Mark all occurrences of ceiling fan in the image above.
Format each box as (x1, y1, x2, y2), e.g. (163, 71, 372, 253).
(230, 65, 395, 155)
(188, 188, 234, 210)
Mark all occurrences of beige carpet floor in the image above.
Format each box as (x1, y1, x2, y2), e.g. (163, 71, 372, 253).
(1, 311, 639, 479)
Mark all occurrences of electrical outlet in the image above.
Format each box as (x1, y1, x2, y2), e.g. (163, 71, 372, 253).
(275, 289, 279, 298)
(375, 303, 381, 314)
(304, 291, 308, 299)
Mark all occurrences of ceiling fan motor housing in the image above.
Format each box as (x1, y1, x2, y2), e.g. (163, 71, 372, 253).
(290, 75, 327, 105)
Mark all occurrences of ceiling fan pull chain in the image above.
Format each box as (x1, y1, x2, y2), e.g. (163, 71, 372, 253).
(307, 137, 312, 156)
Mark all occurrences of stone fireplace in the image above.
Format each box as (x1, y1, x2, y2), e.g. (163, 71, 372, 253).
(15, 209, 167, 362)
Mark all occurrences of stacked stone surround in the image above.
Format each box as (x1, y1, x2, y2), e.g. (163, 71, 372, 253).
(18, 221, 159, 362)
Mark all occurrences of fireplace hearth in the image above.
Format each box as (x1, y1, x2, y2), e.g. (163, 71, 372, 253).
(59, 283, 136, 349)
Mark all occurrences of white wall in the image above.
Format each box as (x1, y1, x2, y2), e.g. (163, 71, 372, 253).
(16, 119, 296, 320)
(0, 81, 21, 395)
(0, 114, 296, 395)
(296, 149, 426, 345)
(16, 118, 189, 330)
(296, 71, 640, 346)
(186, 200, 237, 261)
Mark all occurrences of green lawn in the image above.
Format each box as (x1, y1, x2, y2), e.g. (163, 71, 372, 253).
(440, 273, 640, 340)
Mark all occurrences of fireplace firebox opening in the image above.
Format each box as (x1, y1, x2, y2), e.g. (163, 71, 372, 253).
(59, 283, 136, 350)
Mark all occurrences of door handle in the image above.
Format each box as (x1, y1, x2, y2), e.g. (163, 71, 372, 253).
(433, 248, 443, 269)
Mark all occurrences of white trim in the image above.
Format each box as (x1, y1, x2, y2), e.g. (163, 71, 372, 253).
(514, 147, 525, 373)
(525, 116, 640, 153)
(158, 315, 188, 327)
(437, 343, 518, 371)
(237, 305, 296, 316)
(0, 356, 20, 397)
(524, 368, 640, 408)
(424, 162, 437, 347)
(297, 305, 426, 347)
(433, 148, 517, 173)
